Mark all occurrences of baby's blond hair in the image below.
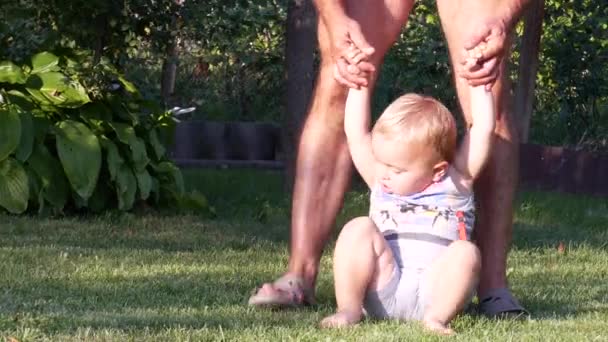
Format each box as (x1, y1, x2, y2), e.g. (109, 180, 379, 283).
(372, 93, 457, 164)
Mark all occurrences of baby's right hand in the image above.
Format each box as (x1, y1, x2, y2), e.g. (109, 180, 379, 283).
(344, 44, 371, 77)
(463, 42, 488, 80)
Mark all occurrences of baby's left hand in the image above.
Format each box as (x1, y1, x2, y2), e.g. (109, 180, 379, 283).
(461, 42, 489, 82)
(344, 44, 371, 75)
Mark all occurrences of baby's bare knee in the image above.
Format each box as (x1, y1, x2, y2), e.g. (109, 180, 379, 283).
(449, 240, 481, 273)
(338, 217, 377, 242)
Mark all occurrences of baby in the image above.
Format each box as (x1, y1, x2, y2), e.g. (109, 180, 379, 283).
(320, 49, 495, 335)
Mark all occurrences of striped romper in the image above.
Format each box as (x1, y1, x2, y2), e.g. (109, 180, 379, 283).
(363, 172, 475, 320)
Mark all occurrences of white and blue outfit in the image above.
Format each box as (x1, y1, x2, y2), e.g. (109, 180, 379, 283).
(363, 171, 475, 320)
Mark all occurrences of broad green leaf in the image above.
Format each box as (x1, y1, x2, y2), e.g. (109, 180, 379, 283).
(148, 129, 166, 160)
(6, 90, 35, 110)
(152, 161, 179, 173)
(31, 52, 60, 74)
(118, 75, 141, 97)
(0, 106, 22, 161)
(107, 95, 139, 125)
(27, 144, 68, 209)
(80, 103, 113, 129)
(135, 169, 152, 200)
(26, 72, 90, 108)
(24, 87, 51, 105)
(97, 57, 119, 73)
(111, 122, 137, 144)
(111, 123, 149, 171)
(131, 137, 150, 172)
(0, 61, 26, 84)
(32, 115, 52, 143)
(152, 161, 184, 194)
(0, 158, 29, 213)
(116, 164, 136, 210)
(100, 137, 123, 181)
(25, 166, 44, 213)
(15, 110, 34, 161)
(55, 120, 101, 199)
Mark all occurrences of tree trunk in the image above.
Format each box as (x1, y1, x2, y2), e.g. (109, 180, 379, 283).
(161, 38, 179, 106)
(283, 0, 317, 189)
(515, 0, 544, 143)
(93, 14, 108, 64)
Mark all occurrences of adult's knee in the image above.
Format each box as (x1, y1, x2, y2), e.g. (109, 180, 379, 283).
(316, 63, 348, 107)
(493, 103, 520, 144)
(299, 63, 348, 134)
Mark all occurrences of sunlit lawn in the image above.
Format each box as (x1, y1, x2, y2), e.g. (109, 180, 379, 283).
(1, 169, 607, 341)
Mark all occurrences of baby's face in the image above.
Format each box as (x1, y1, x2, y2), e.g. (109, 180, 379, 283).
(371, 135, 437, 196)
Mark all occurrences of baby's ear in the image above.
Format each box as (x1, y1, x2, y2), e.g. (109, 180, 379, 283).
(432, 161, 449, 182)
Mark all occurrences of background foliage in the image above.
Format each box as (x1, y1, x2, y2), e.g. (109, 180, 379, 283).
(521, 0, 608, 148)
(1, 0, 606, 148)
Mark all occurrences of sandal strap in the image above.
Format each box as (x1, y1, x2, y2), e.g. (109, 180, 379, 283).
(272, 274, 315, 305)
(248, 274, 316, 307)
(479, 288, 528, 318)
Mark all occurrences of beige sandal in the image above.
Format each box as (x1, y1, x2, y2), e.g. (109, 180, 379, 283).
(248, 274, 315, 308)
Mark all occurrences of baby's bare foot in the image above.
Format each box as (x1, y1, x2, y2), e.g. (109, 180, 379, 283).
(320, 310, 362, 328)
(423, 318, 455, 336)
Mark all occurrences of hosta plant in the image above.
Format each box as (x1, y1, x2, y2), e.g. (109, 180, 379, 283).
(0, 51, 207, 214)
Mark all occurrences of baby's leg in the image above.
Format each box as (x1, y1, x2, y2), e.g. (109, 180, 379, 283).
(320, 217, 396, 328)
(422, 240, 481, 335)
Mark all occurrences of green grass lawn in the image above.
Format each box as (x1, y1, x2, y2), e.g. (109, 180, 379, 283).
(1, 169, 607, 341)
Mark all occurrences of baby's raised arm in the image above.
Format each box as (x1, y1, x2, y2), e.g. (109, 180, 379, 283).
(344, 87, 377, 188)
(453, 85, 496, 181)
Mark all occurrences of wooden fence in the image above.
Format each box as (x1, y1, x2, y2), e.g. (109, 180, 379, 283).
(171, 121, 608, 196)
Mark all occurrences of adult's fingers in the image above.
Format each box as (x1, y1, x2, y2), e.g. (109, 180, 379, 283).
(460, 57, 498, 80)
(464, 24, 491, 51)
(340, 45, 375, 70)
(477, 37, 504, 63)
(467, 75, 497, 87)
(350, 50, 368, 64)
(339, 41, 360, 66)
(356, 60, 375, 74)
(348, 23, 375, 57)
(346, 60, 375, 76)
(465, 68, 499, 87)
(337, 58, 369, 87)
(334, 22, 375, 74)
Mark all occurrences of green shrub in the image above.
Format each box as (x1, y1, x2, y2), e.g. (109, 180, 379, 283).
(0, 51, 206, 214)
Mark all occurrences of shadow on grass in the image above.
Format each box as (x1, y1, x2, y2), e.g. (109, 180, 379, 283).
(512, 222, 608, 250)
(3, 216, 606, 255)
(0, 214, 292, 253)
(512, 275, 608, 319)
(1, 268, 322, 334)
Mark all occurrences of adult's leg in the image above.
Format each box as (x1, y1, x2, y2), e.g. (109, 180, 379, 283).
(320, 217, 396, 328)
(249, 0, 414, 306)
(436, 0, 524, 316)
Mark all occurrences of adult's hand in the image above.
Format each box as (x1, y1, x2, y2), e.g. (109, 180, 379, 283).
(459, 18, 509, 88)
(326, 16, 376, 89)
